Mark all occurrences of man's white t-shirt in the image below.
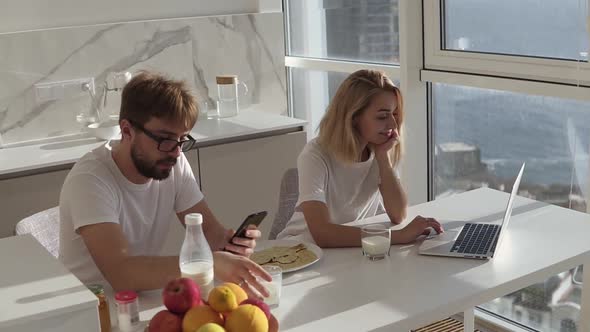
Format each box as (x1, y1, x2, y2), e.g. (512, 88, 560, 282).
(59, 140, 204, 288)
(277, 139, 391, 243)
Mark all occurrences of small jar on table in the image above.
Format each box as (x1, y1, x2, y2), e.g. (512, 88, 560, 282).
(87, 284, 112, 332)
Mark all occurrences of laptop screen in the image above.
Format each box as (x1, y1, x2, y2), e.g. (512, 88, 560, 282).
(495, 163, 526, 252)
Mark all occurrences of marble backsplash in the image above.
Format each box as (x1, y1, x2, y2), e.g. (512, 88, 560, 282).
(0, 12, 286, 146)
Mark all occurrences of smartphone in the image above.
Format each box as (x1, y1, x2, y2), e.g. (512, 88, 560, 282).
(230, 211, 267, 242)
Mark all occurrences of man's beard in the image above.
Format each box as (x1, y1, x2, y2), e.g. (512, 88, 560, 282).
(131, 145, 177, 180)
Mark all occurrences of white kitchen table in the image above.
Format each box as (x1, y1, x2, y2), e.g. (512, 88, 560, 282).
(126, 188, 590, 331)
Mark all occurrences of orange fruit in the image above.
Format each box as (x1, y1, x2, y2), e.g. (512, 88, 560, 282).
(182, 305, 224, 332)
(225, 304, 268, 332)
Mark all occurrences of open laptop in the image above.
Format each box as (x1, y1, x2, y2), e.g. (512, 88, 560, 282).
(419, 163, 525, 260)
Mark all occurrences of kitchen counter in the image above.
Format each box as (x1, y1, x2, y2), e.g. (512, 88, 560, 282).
(0, 109, 306, 179)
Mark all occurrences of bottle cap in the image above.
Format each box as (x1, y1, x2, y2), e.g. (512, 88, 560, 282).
(115, 290, 138, 304)
(185, 213, 203, 226)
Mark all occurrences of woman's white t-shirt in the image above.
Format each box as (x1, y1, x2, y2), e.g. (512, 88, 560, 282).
(277, 139, 390, 243)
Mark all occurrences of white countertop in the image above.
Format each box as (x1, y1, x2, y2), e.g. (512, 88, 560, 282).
(0, 109, 306, 177)
(0, 234, 98, 329)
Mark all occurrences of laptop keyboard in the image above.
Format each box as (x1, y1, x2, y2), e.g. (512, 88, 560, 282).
(451, 223, 500, 255)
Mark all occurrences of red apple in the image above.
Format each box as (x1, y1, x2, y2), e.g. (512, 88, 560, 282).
(240, 298, 271, 319)
(148, 310, 182, 332)
(162, 278, 201, 314)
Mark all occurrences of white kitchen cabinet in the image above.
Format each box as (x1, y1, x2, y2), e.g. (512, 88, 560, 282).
(0, 130, 305, 242)
(0, 150, 201, 242)
(198, 131, 306, 238)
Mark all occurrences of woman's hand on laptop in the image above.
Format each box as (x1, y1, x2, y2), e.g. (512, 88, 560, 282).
(393, 215, 444, 244)
(223, 225, 261, 257)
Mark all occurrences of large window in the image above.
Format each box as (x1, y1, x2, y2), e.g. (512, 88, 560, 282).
(285, 0, 402, 140)
(433, 83, 590, 211)
(444, 0, 588, 60)
(427, 0, 590, 330)
(290, 68, 349, 135)
(432, 83, 589, 331)
(287, 0, 400, 64)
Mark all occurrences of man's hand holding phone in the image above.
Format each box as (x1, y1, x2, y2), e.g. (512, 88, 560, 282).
(224, 226, 261, 257)
(223, 211, 267, 257)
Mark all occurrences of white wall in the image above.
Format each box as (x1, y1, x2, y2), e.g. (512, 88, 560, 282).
(0, 0, 281, 33)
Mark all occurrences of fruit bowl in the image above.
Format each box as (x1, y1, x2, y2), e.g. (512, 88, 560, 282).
(146, 278, 280, 332)
(144, 315, 279, 332)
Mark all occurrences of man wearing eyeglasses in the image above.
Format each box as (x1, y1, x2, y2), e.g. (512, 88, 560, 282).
(58, 71, 271, 298)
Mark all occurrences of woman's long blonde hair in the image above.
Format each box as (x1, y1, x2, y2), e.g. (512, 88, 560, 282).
(317, 69, 404, 166)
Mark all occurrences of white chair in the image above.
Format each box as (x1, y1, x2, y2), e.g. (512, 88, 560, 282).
(15, 207, 60, 258)
(269, 168, 299, 240)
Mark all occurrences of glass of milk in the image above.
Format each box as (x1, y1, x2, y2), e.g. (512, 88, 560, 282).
(361, 224, 391, 261)
(257, 265, 282, 308)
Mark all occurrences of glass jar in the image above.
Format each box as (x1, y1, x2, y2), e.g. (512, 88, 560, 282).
(215, 75, 248, 118)
(115, 290, 140, 332)
(87, 284, 112, 332)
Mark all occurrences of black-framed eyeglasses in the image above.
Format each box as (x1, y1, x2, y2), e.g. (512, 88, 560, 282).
(128, 120, 196, 153)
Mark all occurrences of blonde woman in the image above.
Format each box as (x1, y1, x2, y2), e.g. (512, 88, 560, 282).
(277, 70, 443, 248)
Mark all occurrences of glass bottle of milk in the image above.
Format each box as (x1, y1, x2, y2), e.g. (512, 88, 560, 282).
(180, 213, 214, 299)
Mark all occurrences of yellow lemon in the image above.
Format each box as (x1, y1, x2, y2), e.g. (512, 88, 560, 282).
(196, 323, 226, 332)
(220, 282, 248, 304)
(208, 286, 239, 313)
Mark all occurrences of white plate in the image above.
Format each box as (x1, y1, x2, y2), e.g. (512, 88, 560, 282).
(255, 239, 323, 273)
